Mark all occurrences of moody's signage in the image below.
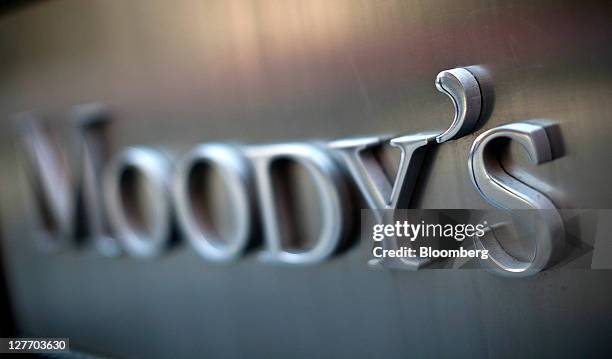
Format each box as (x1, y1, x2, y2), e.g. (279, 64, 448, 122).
(15, 67, 565, 277)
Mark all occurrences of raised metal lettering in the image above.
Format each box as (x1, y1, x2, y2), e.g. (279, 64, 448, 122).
(173, 144, 256, 262)
(468, 122, 565, 276)
(248, 143, 351, 265)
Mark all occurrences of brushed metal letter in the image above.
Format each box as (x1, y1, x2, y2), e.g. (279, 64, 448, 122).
(249, 143, 351, 265)
(330, 133, 438, 269)
(71, 104, 120, 256)
(468, 122, 565, 276)
(15, 113, 74, 252)
(15, 105, 117, 255)
(104, 147, 174, 258)
(174, 144, 255, 262)
(435, 68, 482, 143)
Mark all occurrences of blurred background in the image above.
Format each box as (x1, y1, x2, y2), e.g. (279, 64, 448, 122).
(1, 0, 612, 358)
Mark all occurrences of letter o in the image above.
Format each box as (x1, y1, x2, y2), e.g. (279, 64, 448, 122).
(104, 147, 174, 258)
(173, 144, 255, 262)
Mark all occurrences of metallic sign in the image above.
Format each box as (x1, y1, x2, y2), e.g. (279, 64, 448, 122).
(15, 67, 564, 277)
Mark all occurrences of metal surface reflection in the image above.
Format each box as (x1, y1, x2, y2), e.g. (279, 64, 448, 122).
(1, 0, 612, 358)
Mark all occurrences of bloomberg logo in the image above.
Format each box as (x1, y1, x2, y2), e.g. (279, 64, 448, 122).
(15, 67, 565, 277)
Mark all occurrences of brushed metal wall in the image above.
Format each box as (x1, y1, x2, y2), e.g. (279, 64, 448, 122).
(1, 0, 612, 358)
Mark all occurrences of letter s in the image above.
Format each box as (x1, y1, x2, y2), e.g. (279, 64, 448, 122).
(468, 122, 565, 277)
